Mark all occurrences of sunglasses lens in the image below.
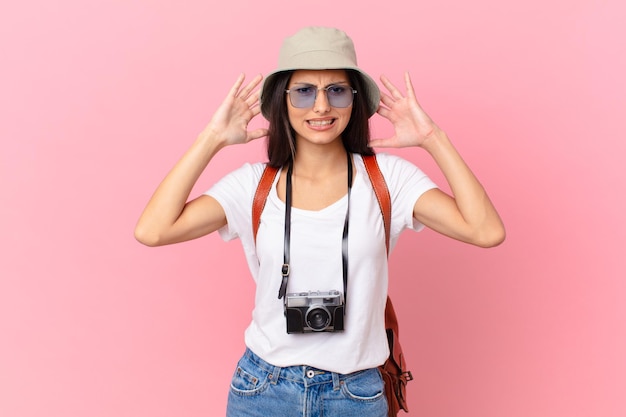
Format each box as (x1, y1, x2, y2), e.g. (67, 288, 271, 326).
(290, 86, 316, 108)
(288, 85, 355, 108)
(326, 85, 354, 108)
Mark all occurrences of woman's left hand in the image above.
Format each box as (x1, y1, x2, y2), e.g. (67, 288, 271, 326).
(370, 72, 440, 148)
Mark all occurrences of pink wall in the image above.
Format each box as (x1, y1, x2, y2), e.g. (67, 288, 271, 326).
(1, 1, 624, 416)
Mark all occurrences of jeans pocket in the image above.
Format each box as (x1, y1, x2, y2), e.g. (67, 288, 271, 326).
(229, 361, 270, 396)
(341, 368, 385, 402)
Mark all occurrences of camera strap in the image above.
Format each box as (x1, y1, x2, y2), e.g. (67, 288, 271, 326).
(278, 153, 353, 302)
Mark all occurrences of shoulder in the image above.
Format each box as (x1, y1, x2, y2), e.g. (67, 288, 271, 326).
(205, 161, 271, 200)
(359, 152, 424, 182)
(230, 161, 268, 179)
(216, 161, 270, 186)
(373, 152, 415, 170)
(358, 153, 438, 200)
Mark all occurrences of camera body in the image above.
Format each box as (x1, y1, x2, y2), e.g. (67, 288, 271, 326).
(284, 290, 345, 333)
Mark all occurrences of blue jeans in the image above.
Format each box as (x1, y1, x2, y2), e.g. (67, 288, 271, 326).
(226, 348, 388, 417)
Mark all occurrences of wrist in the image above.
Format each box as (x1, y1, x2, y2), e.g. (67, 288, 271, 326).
(197, 126, 228, 151)
(420, 127, 449, 153)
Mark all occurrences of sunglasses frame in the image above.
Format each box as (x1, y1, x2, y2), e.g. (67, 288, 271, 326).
(285, 84, 357, 108)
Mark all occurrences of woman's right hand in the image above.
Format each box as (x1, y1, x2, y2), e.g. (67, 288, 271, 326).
(135, 74, 268, 247)
(200, 74, 269, 147)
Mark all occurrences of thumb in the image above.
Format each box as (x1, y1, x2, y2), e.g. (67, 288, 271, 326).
(247, 128, 269, 141)
(368, 137, 393, 148)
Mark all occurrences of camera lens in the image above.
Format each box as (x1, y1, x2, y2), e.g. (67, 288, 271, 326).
(306, 306, 331, 331)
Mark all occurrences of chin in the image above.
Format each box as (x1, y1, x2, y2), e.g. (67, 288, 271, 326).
(297, 133, 343, 147)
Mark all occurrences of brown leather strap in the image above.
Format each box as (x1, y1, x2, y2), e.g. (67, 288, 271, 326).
(252, 164, 279, 242)
(254, 157, 391, 250)
(362, 156, 413, 412)
(362, 155, 391, 254)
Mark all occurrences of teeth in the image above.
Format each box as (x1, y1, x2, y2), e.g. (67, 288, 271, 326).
(308, 120, 333, 126)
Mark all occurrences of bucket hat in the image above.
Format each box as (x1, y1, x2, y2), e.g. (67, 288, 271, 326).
(260, 27, 380, 118)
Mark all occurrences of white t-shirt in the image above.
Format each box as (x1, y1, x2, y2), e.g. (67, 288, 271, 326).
(205, 153, 437, 374)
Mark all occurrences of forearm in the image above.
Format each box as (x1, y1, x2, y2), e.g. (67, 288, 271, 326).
(134, 130, 225, 244)
(422, 128, 505, 246)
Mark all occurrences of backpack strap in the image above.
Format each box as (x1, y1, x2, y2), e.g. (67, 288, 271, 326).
(362, 155, 391, 254)
(363, 156, 414, 412)
(252, 164, 279, 242)
(253, 157, 390, 248)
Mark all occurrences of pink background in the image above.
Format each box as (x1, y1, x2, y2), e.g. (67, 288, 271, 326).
(1, 0, 625, 416)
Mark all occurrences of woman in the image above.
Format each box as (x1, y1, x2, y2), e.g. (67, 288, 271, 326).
(135, 26, 505, 417)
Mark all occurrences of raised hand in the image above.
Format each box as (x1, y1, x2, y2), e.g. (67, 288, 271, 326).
(201, 74, 268, 146)
(135, 74, 270, 247)
(369, 72, 440, 149)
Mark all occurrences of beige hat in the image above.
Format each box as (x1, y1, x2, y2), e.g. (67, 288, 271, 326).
(260, 27, 380, 118)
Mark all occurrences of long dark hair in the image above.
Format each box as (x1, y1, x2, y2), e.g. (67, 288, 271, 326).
(265, 70, 375, 168)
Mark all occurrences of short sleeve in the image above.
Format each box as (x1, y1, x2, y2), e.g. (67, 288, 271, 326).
(375, 153, 438, 235)
(204, 162, 265, 242)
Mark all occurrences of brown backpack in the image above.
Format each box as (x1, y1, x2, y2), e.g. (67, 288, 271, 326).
(252, 155, 413, 416)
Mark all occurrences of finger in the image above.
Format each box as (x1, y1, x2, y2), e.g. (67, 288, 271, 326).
(379, 92, 396, 108)
(239, 74, 264, 99)
(404, 72, 417, 101)
(249, 105, 262, 117)
(376, 106, 392, 121)
(380, 75, 404, 100)
(245, 90, 261, 107)
(228, 73, 246, 97)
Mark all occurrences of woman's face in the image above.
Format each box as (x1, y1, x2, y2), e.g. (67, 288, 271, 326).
(286, 69, 353, 147)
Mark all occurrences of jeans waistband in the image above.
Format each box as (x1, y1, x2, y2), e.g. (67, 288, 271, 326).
(241, 348, 368, 389)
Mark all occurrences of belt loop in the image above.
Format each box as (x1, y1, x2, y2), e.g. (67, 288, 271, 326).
(332, 372, 341, 390)
(269, 365, 281, 385)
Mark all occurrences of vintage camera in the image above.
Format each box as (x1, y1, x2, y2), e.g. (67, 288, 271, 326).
(284, 290, 345, 333)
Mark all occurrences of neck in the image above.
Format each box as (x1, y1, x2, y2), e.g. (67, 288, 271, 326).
(292, 139, 348, 179)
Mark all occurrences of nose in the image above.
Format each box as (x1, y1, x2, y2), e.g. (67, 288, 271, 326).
(313, 89, 331, 113)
